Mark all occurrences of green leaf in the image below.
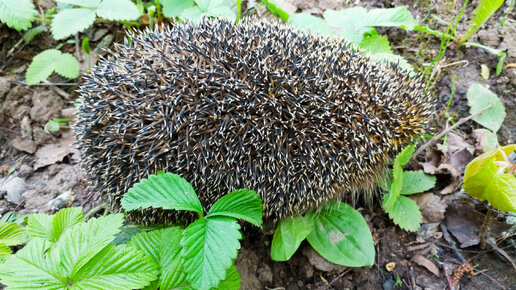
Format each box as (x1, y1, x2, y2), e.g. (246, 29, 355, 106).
(56, 0, 101, 9)
(217, 264, 240, 290)
(0, 221, 24, 246)
(207, 189, 263, 227)
(288, 13, 333, 36)
(271, 215, 312, 261)
(51, 207, 84, 241)
(196, 0, 237, 20)
(27, 213, 54, 240)
(72, 244, 158, 289)
(0, 244, 12, 263)
(82, 37, 90, 54)
(129, 227, 189, 289)
(484, 174, 516, 212)
(162, 0, 194, 17)
(474, 128, 499, 152)
(0, 238, 66, 288)
(466, 82, 506, 132)
(51, 8, 96, 40)
(96, 0, 139, 21)
(461, 0, 505, 43)
(121, 172, 203, 215)
(262, 0, 289, 22)
(58, 214, 124, 277)
(396, 144, 415, 166)
(305, 201, 375, 267)
(0, 0, 37, 31)
(360, 34, 414, 74)
(23, 25, 47, 43)
(387, 196, 422, 232)
(26, 49, 80, 85)
(181, 217, 241, 290)
(400, 170, 436, 195)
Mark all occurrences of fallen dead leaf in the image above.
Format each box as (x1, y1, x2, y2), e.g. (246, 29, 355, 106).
(411, 193, 447, 223)
(33, 135, 74, 170)
(449, 148, 474, 173)
(11, 136, 37, 154)
(412, 254, 439, 277)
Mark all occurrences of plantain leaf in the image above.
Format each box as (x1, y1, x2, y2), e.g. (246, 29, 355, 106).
(467, 82, 506, 132)
(207, 189, 263, 227)
(121, 172, 203, 215)
(271, 215, 312, 261)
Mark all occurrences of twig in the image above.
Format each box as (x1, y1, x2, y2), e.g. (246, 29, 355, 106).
(0, 126, 19, 134)
(476, 271, 507, 290)
(440, 223, 466, 263)
(413, 104, 494, 159)
(440, 262, 455, 290)
(480, 205, 493, 250)
(9, 79, 78, 86)
(318, 269, 351, 290)
(487, 239, 516, 272)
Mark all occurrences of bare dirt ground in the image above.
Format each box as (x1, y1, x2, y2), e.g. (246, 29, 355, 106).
(1, 0, 515, 289)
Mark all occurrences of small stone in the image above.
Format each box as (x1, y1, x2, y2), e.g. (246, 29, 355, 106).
(47, 190, 75, 211)
(0, 177, 27, 204)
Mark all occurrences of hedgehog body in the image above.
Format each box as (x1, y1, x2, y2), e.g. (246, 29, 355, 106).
(75, 18, 433, 224)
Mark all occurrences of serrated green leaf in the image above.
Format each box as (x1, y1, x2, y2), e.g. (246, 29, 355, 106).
(129, 227, 189, 289)
(467, 82, 506, 132)
(207, 189, 263, 227)
(162, 0, 194, 17)
(396, 144, 415, 166)
(387, 196, 422, 232)
(72, 244, 158, 289)
(122, 173, 203, 215)
(288, 13, 333, 36)
(196, 0, 237, 20)
(360, 34, 414, 73)
(217, 264, 240, 290)
(0, 238, 66, 288)
(96, 0, 139, 21)
(51, 8, 96, 40)
(0, 0, 37, 31)
(0, 244, 12, 262)
(181, 217, 241, 290)
(400, 170, 436, 195)
(58, 214, 124, 278)
(56, 0, 101, 9)
(461, 0, 505, 43)
(484, 174, 516, 212)
(271, 215, 312, 261)
(305, 201, 375, 267)
(51, 207, 84, 241)
(26, 49, 80, 85)
(27, 213, 54, 240)
(0, 221, 24, 246)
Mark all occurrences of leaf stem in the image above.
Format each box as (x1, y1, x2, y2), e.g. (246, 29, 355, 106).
(34, 17, 51, 24)
(479, 205, 493, 250)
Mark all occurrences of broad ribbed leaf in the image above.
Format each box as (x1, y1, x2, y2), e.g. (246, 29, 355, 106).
(217, 264, 240, 290)
(400, 170, 436, 195)
(484, 174, 516, 212)
(121, 173, 203, 215)
(271, 215, 312, 261)
(0, 238, 66, 288)
(27, 212, 54, 240)
(387, 196, 422, 232)
(51, 207, 84, 241)
(306, 201, 375, 267)
(0, 0, 37, 31)
(53, 53, 80, 79)
(207, 189, 263, 227)
(96, 0, 139, 21)
(0, 221, 24, 246)
(162, 0, 194, 17)
(129, 227, 189, 289)
(181, 217, 241, 290)
(467, 82, 506, 132)
(58, 214, 124, 277)
(72, 244, 158, 289)
(51, 8, 96, 39)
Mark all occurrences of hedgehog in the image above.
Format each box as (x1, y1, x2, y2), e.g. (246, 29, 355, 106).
(75, 17, 433, 225)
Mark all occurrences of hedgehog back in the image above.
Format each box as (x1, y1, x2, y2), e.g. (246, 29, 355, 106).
(75, 18, 433, 224)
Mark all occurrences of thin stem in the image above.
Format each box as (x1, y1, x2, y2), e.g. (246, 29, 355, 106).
(480, 205, 493, 250)
(34, 17, 51, 24)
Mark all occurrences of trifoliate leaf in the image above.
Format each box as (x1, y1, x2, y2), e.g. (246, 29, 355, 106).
(271, 215, 312, 261)
(484, 174, 516, 212)
(71, 244, 158, 289)
(288, 13, 333, 36)
(217, 264, 241, 290)
(121, 172, 203, 215)
(207, 189, 263, 227)
(27, 213, 54, 240)
(58, 214, 124, 277)
(96, 0, 139, 21)
(129, 227, 189, 289)
(181, 217, 241, 290)
(387, 196, 422, 232)
(0, 0, 37, 31)
(305, 201, 375, 267)
(161, 0, 194, 17)
(467, 82, 506, 132)
(0, 221, 24, 246)
(0, 238, 65, 288)
(51, 8, 96, 40)
(26, 49, 80, 85)
(400, 170, 436, 195)
(51, 207, 84, 241)
(0, 244, 12, 262)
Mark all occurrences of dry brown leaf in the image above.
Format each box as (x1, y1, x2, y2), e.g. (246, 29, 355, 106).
(412, 254, 439, 277)
(411, 193, 447, 223)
